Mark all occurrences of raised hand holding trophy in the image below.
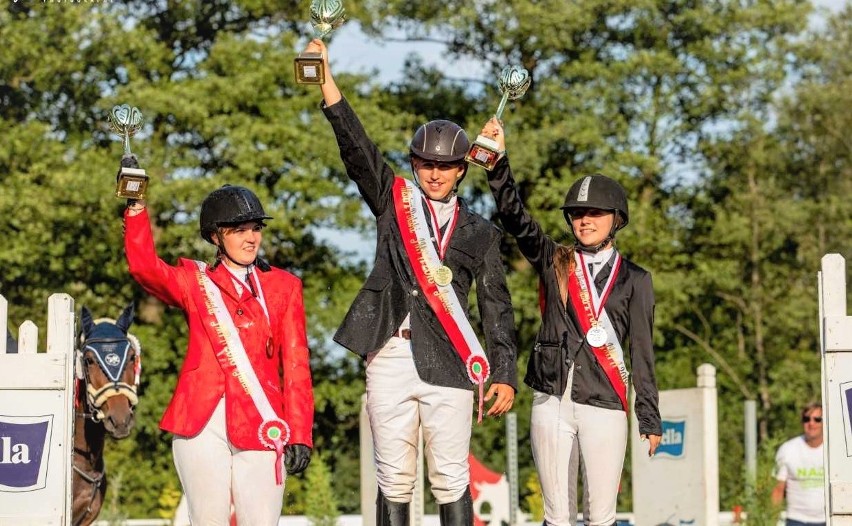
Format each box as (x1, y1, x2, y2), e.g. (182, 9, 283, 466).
(108, 104, 148, 200)
(294, 0, 346, 84)
(465, 65, 531, 170)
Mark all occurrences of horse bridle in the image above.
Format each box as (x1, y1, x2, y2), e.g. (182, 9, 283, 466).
(75, 331, 141, 422)
(72, 319, 141, 526)
(71, 463, 104, 526)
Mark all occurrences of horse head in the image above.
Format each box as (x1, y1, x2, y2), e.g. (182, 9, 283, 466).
(77, 304, 140, 439)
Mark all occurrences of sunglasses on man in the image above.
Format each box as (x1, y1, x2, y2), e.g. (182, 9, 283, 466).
(801, 416, 823, 423)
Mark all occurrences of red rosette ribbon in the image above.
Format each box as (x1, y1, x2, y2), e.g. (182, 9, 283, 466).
(258, 419, 290, 485)
(466, 355, 491, 423)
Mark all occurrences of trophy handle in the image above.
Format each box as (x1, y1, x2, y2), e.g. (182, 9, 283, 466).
(494, 92, 511, 121)
(123, 132, 132, 156)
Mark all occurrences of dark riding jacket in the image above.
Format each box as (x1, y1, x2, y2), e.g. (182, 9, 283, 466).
(323, 98, 518, 391)
(487, 156, 661, 435)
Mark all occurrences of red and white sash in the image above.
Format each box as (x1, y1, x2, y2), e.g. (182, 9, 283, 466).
(190, 261, 290, 484)
(392, 177, 491, 422)
(566, 251, 630, 411)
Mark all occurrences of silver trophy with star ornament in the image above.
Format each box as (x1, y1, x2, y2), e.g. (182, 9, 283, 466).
(465, 66, 531, 171)
(294, 0, 346, 84)
(108, 104, 148, 199)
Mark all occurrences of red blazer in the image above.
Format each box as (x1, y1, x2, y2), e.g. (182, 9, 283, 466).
(124, 210, 314, 450)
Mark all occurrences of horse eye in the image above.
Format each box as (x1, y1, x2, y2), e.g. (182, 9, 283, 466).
(85, 356, 96, 365)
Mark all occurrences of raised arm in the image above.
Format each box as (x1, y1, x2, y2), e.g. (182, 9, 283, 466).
(481, 118, 556, 271)
(124, 203, 188, 309)
(307, 38, 396, 217)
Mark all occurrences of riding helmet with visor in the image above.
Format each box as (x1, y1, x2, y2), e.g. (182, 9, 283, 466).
(199, 185, 272, 244)
(561, 174, 629, 251)
(409, 120, 471, 186)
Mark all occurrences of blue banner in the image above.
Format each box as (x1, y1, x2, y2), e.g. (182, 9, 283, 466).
(0, 416, 52, 492)
(656, 419, 686, 458)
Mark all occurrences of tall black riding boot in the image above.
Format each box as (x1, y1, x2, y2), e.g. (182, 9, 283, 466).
(376, 490, 410, 526)
(438, 487, 473, 526)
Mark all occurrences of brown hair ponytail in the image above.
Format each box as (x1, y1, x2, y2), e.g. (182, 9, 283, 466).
(554, 244, 576, 305)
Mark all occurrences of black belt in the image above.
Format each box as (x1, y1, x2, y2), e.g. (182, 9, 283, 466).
(394, 328, 411, 340)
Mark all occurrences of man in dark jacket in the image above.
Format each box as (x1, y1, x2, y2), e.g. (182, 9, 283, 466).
(307, 39, 517, 526)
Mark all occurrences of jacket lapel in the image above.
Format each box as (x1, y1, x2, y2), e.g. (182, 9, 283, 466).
(452, 198, 477, 232)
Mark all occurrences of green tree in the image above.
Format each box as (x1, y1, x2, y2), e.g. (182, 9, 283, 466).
(353, 0, 815, 512)
(0, 0, 381, 515)
(1, 0, 849, 518)
(304, 453, 341, 526)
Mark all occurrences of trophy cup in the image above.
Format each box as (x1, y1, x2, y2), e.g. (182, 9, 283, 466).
(465, 65, 531, 170)
(108, 104, 148, 200)
(294, 0, 346, 85)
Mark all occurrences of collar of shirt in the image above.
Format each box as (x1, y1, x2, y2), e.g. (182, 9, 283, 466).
(426, 194, 458, 228)
(579, 247, 614, 278)
(223, 263, 254, 295)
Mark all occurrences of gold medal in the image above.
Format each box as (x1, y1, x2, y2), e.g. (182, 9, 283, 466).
(434, 265, 453, 286)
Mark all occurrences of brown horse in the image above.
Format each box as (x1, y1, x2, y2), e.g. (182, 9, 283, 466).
(71, 304, 141, 526)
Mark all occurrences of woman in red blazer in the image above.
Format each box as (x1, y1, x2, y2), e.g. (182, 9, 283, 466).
(124, 184, 313, 525)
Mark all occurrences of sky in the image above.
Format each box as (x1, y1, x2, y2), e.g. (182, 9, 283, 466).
(328, 0, 849, 84)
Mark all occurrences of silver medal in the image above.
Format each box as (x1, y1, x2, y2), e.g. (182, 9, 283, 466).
(586, 326, 608, 347)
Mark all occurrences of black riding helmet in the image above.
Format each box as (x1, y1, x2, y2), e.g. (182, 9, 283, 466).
(409, 120, 471, 188)
(199, 185, 272, 244)
(561, 174, 629, 251)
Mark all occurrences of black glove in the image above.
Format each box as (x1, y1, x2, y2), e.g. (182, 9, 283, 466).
(117, 154, 139, 183)
(284, 444, 312, 475)
(120, 154, 140, 170)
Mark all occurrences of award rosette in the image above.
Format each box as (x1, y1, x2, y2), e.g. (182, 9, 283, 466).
(294, 0, 346, 84)
(259, 419, 291, 484)
(259, 418, 291, 449)
(108, 104, 148, 199)
(466, 354, 490, 385)
(466, 65, 531, 171)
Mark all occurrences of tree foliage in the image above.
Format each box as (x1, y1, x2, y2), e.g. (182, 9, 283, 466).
(0, 0, 849, 518)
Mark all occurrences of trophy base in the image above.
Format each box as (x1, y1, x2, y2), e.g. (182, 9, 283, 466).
(465, 136, 503, 171)
(294, 52, 326, 85)
(116, 167, 149, 200)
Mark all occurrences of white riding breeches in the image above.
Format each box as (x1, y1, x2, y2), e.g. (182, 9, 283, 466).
(531, 368, 627, 526)
(172, 397, 284, 526)
(366, 335, 473, 505)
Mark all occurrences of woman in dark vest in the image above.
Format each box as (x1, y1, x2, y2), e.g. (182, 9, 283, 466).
(480, 117, 661, 526)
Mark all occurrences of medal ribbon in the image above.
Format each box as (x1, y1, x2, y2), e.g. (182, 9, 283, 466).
(423, 197, 459, 261)
(566, 252, 629, 411)
(578, 252, 621, 319)
(225, 264, 271, 323)
(248, 270, 271, 323)
(392, 177, 491, 422)
(190, 261, 290, 484)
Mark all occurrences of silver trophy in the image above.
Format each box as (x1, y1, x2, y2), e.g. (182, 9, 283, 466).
(465, 65, 531, 170)
(294, 0, 346, 85)
(108, 104, 148, 200)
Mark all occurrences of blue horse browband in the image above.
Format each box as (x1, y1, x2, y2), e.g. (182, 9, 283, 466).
(84, 337, 131, 383)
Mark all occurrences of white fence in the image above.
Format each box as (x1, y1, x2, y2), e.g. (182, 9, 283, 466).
(0, 293, 76, 526)
(819, 254, 852, 525)
(632, 363, 720, 526)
